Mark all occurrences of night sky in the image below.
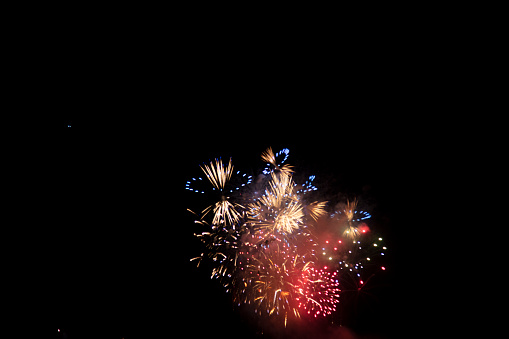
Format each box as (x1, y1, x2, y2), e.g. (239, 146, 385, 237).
(37, 9, 426, 337)
(46, 107, 410, 339)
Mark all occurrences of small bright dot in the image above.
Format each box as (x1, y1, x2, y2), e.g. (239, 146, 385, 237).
(323, 266, 328, 269)
(325, 240, 329, 244)
(58, 329, 61, 332)
(379, 238, 383, 241)
(381, 266, 386, 270)
(373, 243, 378, 247)
(328, 257, 332, 260)
(360, 280, 364, 284)
(367, 257, 371, 261)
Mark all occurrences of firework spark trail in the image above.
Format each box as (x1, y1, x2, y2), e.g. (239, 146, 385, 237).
(201, 198, 243, 226)
(307, 201, 328, 221)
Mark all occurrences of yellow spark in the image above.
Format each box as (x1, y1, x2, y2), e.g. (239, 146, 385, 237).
(344, 199, 358, 222)
(199, 158, 244, 225)
(342, 199, 360, 239)
(202, 199, 244, 225)
(249, 172, 303, 234)
(200, 158, 233, 191)
(307, 201, 327, 221)
(343, 225, 360, 239)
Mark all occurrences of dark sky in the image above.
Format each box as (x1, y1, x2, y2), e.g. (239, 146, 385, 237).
(48, 49, 415, 338)
(47, 109, 408, 339)
(40, 9, 424, 337)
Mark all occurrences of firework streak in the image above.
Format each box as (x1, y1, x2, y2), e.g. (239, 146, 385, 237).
(187, 148, 387, 327)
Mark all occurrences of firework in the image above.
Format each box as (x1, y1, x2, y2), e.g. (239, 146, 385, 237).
(233, 234, 338, 327)
(297, 266, 340, 318)
(202, 198, 243, 226)
(193, 158, 246, 226)
(185, 158, 253, 194)
(248, 172, 304, 234)
(200, 158, 234, 190)
(319, 227, 387, 292)
(185, 147, 388, 331)
(329, 199, 373, 239)
(261, 147, 294, 175)
(306, 201, 328, 221)
(331, 200, 371, 223)
(248, 243, 303, 325)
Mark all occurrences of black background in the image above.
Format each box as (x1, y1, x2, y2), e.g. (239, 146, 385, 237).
(49, 102, 410, 339)
(31, 6, 428, 338)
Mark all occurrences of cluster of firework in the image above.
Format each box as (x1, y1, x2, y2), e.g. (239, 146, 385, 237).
(186, 147, 387, 328)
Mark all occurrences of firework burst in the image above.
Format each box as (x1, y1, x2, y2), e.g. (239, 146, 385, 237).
(261, 147, 294, 176)
(197, 158, 245, 226)
(186, 147, 388, 331)
(248, 172, 304, 234)
(306, 201, 328, 222)
(297, 266, 340, 318)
